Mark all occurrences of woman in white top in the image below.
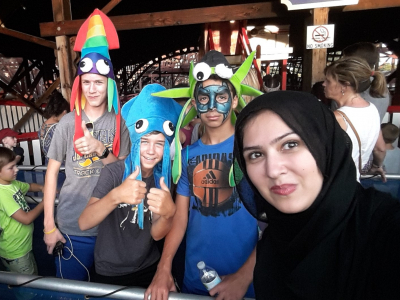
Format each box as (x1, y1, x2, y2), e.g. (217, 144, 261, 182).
(323, 57, 387, 181)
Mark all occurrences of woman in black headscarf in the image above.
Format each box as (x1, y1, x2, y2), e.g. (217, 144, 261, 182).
(233, 91, 400, 299)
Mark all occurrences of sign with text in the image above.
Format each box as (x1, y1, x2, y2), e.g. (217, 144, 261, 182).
(281, 0, 358, 10)
(306, 24, 335, 49)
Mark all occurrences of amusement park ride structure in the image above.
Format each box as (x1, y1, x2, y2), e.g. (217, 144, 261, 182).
(0, 0, 399, 148)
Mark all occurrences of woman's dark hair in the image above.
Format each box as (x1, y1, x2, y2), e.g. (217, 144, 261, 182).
(44, 91, 70, 119)
(0, 147, 16, 171)
(342, 42, 378, 69)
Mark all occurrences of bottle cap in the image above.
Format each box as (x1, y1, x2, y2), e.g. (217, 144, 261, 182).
(197, 261, 205, 269)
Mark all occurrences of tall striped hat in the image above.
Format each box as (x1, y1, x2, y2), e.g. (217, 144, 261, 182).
(70, 9, 121, 157)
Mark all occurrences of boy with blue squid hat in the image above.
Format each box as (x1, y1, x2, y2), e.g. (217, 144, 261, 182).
(121, 83, 182, 229)
(78, 83, 182, 286)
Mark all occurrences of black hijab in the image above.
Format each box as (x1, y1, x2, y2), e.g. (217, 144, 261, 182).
(233, 91, 400, 299)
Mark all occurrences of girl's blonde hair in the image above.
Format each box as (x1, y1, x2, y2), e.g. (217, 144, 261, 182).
(325, 57, 387, 98)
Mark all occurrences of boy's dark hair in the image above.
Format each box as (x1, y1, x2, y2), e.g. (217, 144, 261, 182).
(0, 147, 16, 171)
(44, 90, 70, 119)
(194, 74, 237, 99)
(342, 42, 379, 69)
(381, 123, 400, 144)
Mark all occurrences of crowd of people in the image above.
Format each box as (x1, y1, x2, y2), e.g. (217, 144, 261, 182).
(0, 8, 399, 300)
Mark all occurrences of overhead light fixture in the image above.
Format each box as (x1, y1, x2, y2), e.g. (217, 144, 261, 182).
(230, 20, 235, 23)
(264, 25, 279, 33)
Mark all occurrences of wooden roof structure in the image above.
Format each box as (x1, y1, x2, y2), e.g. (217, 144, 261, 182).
(0, 0, 399, 106)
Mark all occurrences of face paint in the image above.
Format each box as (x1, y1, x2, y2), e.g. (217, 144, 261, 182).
(195, 82, 232, 122)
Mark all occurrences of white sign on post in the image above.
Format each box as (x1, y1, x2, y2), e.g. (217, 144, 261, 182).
(281, 0, 358, 11)
(306, 24, 335, 49)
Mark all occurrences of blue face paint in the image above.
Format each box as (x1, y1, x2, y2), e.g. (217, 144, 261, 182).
(195, 82, 232, 122)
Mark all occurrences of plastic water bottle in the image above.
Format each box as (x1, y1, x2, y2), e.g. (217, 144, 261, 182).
(197, 261, 221, 290)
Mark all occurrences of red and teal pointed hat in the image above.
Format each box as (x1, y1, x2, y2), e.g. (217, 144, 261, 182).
(70, 8, 121, 157)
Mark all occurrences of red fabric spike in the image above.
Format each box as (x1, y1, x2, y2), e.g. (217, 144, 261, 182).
(74, 15, 90, 52)
(74, 9, 119, 51)
(70, 77, 81, 112)
(96, 9, 119, 50)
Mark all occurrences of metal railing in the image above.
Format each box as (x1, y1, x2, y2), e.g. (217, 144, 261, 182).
(0, 272, 221, 300)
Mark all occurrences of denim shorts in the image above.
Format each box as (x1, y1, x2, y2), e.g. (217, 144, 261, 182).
(1, 251, 38, 275)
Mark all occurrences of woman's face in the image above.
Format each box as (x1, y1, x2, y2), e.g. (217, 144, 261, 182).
(242, 110, 323, 214)
(323, 74, 343, 101)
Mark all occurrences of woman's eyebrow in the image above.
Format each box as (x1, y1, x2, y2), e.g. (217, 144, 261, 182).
(270, 131, 295, 145)
(243, 131, 295, 152)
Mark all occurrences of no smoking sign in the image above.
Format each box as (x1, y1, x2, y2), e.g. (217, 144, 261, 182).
(307, 24, 335, 49)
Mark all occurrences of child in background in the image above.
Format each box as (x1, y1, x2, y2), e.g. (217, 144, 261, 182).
(0, 147, 44, 275)
(0, 128, 24, 165)
(381, 123, 400, 174)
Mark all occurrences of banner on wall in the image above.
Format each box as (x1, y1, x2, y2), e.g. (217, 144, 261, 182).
(281, 0, 358, 10)
(306, 24, 335, 49)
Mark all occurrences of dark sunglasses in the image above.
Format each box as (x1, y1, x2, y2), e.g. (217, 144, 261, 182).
(86, 122, 94, 135)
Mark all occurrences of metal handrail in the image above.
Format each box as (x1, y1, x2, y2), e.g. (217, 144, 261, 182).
(0, 271, 244, 300)
(18, 165, 65, 171)
(360, 174, 400, 180)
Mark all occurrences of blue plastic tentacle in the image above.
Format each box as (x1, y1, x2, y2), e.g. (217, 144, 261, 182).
(132, 141, 143, 229)
(162, 143, 171, 189)
(112, 80, 118, 113)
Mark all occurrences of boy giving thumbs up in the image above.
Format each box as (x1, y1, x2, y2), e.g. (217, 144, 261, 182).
(78, 83, 182, 287)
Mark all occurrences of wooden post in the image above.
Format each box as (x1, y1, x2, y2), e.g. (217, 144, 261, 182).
(302, 7, 329, 92)
(52, 0, 74, 102)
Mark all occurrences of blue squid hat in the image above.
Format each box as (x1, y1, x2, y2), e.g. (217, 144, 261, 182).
(121, 83, 182, 229)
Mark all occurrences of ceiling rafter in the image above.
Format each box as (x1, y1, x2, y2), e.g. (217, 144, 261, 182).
(102, 0, 123, 14)
(0, 27, 56, 49)
(39, 2, 278, 37)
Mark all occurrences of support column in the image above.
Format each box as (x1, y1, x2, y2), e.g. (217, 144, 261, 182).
(302, 7, 329, 92)
(52, 0, 74, 102)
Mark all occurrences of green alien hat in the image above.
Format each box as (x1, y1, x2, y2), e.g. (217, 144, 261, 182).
(152, 50, 263, 184)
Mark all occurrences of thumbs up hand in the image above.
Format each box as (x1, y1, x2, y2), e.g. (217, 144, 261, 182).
(147, 177, 176, 219)
(75, 121, 102, 156)
(114, 166, 147, 205)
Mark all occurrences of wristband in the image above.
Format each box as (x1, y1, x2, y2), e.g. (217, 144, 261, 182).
(98, 147, 110, 159)
(372, 164, 382, 168)
(43, 227, 56, 234)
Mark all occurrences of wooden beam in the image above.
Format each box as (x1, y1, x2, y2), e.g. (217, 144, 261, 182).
(0, 27, 56, 49)
(13, 78, 61, 131)
(302, 7, 329, 92)
(40, 2, 278, 37)
(52, 0, 74, 102)
(0, 80, 44, 115)
(52, 0, 72, 21)
(102, 0, 123, 15)
(343, 0, 400, 11)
